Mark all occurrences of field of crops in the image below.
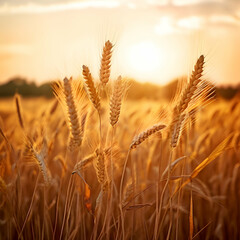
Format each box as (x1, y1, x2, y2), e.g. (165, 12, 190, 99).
(0, 45, 240, 240)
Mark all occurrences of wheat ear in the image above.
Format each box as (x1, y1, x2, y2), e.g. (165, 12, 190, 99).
(14, 93, 24, 130)
(177, 55, 205, 113)
(130, 124, 166, 149)
(110, 76, 124, 126)
(80, 112, 88, 138)
(95, 149, 108, 192)
(25, 137, 50, 185)
(82, 65, 101, 112)
(63, 77, 82, 150)
(72, 153, 96, 173)
(170, 112, 186, 148)
(170, 55, 205, 148)
(100, 40, 113, 85)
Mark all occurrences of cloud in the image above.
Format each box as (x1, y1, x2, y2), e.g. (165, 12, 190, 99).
(0, 0, 65, 7)
(128, 0, 240, 28)
(0, 1, 120, 15)
(0, 0, 239, 30)
(177, 16, 206, 29)
(152, 0, 240, 32)
(167, 1, 239, 19)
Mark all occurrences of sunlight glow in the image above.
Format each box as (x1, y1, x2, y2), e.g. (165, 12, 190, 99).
(128, 42, 161, 77)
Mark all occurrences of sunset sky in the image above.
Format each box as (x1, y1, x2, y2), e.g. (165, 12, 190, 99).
(0, 0, 240, 85)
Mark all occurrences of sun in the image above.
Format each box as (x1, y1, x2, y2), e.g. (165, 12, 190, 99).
(127, 41, 161, 77)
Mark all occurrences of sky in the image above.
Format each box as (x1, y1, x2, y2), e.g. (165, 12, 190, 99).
(0, 0, 240, 86)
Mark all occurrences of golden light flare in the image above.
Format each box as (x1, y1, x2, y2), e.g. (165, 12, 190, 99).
(127, 41, 162, 77)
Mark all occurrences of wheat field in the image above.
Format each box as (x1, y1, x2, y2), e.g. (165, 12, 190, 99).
(0, 41, 240, 240)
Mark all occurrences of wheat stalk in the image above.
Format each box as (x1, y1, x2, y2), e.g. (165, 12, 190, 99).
(130, 124, 166, 149)
(100, 40, 113, 85)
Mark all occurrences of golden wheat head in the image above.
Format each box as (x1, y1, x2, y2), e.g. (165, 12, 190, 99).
(130, 124, 166, 149)
(100, 40, 113, 85)
(82, 65, 101, 112)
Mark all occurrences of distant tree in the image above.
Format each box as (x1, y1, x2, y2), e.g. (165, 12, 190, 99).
(0, 76, 239, 100)
(0, 77, 53, 97)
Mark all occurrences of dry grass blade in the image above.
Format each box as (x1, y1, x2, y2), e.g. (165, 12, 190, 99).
(174, 133, 234, 194)
(100, 40, 113, 85)
(130, 124, 166, 149)
(190, 133, 233, 179)
(82, 65, 100, 111)
(110, 76, 124, 126)
(192, 221, 212, 239)
(161, 156, 187, 178)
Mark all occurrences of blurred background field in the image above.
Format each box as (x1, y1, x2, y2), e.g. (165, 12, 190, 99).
(0, 79, 240, 239)
(0, 76, 240, 100)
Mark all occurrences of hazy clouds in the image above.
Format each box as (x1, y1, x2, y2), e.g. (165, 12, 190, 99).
(0, 0, 239, 28)
(0, 0, 240, 85)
